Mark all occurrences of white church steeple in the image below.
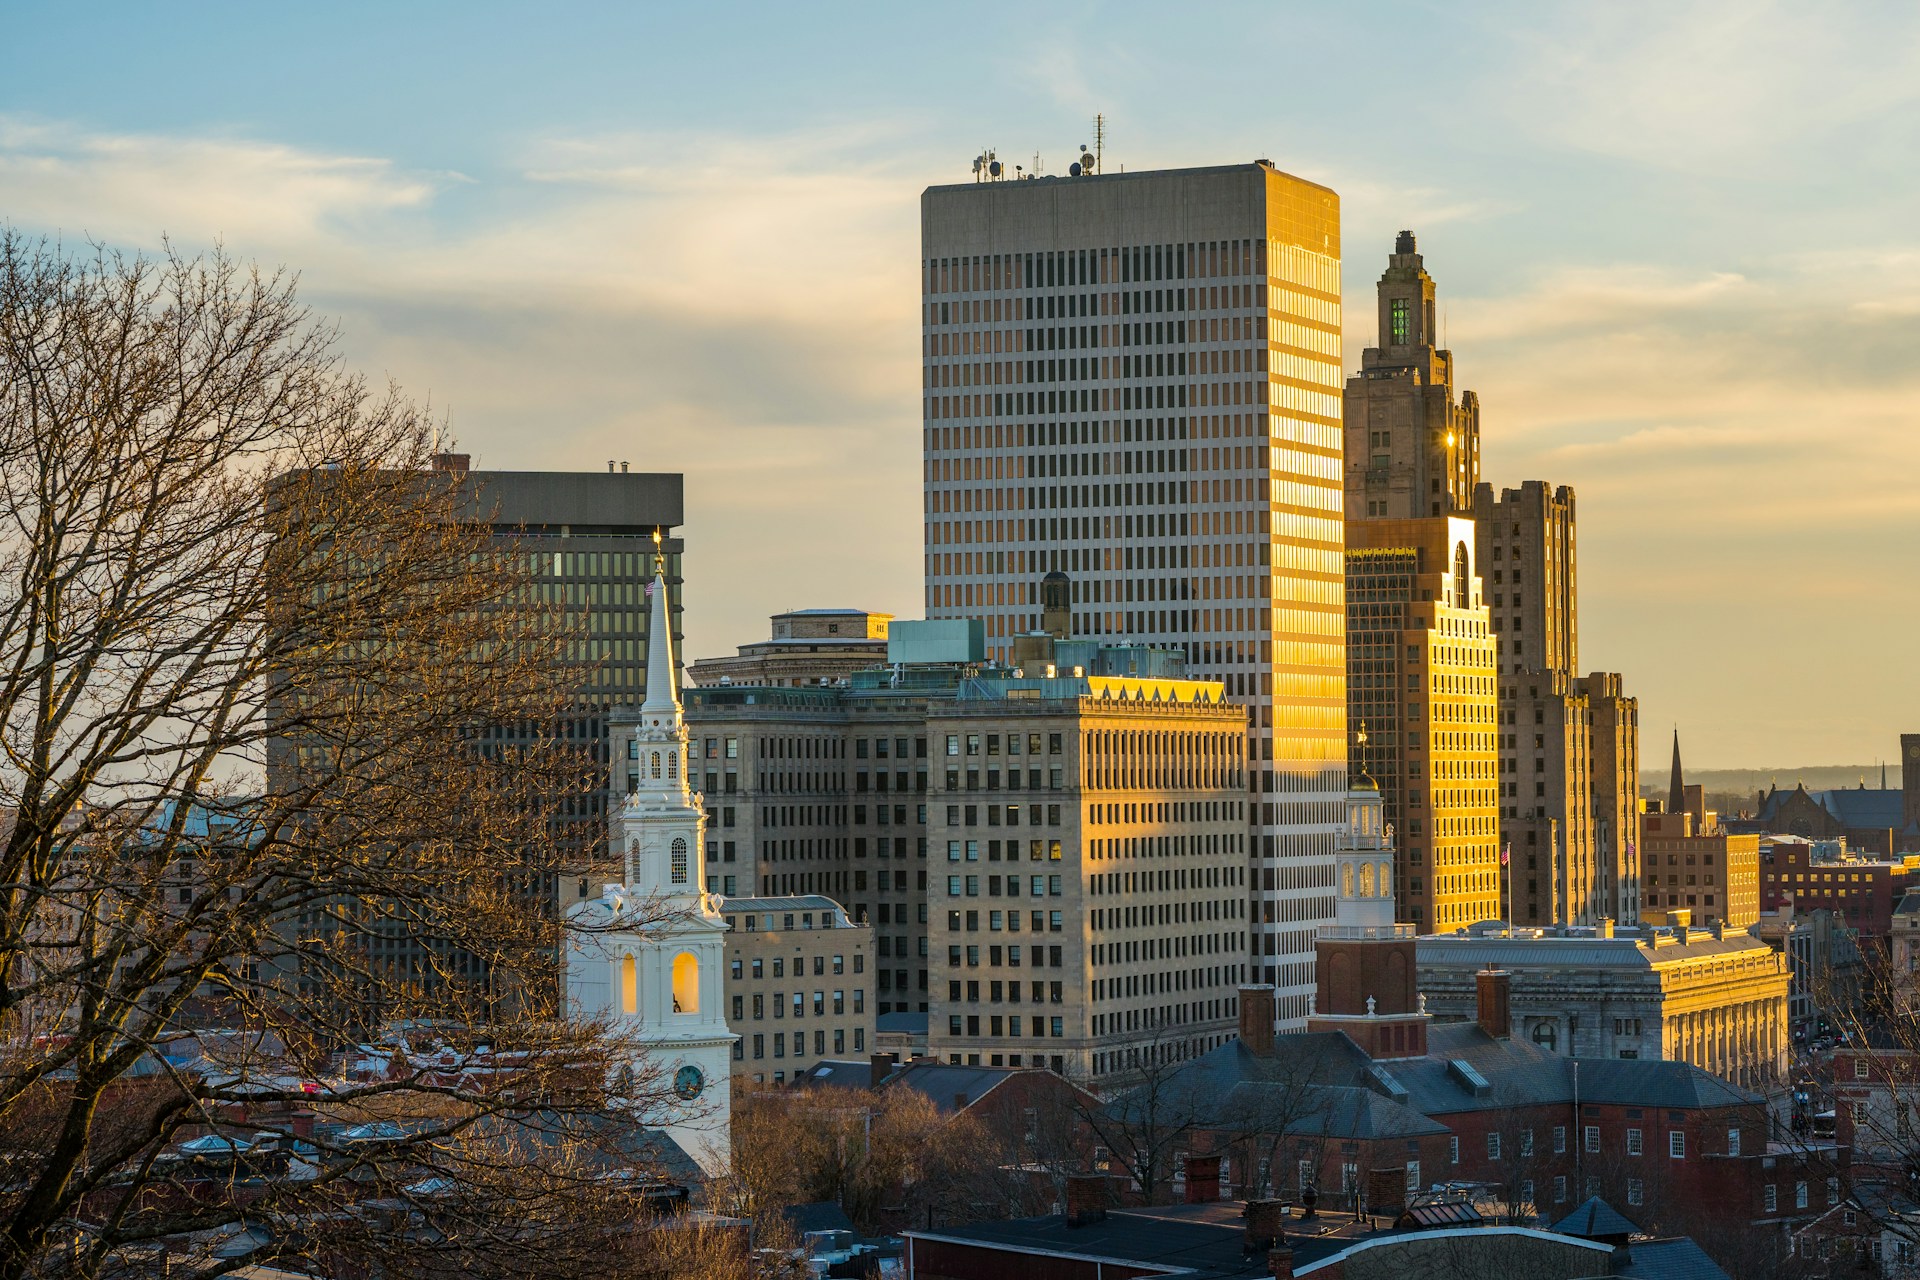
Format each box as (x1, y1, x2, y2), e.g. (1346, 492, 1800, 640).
(565, 534, 734, 1175)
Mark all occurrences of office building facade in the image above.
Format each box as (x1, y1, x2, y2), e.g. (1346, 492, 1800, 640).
(920, 161, 1346, 1023)
(1344, 516, 1501, 930)
(720, 895, 874, 1088)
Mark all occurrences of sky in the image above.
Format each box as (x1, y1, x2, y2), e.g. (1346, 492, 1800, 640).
(4, 1, 1917, 769)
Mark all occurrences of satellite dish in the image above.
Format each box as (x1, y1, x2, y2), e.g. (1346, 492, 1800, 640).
(1081, 153, 1097, 172)
(1069, 162, 1082, 177)
(989, 160, 1002, 177)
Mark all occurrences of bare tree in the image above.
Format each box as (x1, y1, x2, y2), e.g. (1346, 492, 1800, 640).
(0, 234, 677, 1280)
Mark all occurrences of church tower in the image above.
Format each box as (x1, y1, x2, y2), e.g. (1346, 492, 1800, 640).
(1307, 776, 1431, 1059)
(565, 536, 735, 1175)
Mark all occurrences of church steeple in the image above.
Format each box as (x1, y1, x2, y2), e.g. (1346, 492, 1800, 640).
(641, 534, 679, 720)
(1668, 728, 1685, 816)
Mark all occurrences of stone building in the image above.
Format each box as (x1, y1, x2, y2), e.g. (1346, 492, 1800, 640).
(1746, 740, 1920, 853)
(1344, 515, 1500, 932)
(1415, 921, 1790, 1087)
(686, 608, 892, 690)
(1343, 230, 1481, 522)
(921, 159, 1349, 1026)
(720, 894, 873, 1087)
(927, 669, 1249, 1080)
(1475, 480, 1576, 679)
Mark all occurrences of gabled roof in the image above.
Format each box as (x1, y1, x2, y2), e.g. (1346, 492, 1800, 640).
(1759, 785, 1913, 832)
(885, 1061, 1016, 1114)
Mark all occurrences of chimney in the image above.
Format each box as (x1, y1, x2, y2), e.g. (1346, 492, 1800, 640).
(1244, 1199, 1286, 1253)
(1475, 969, 1511, 1040)
(430, 452, 469, 473)
(1238, 984, 1277, 1057)
(1183, 1154, 1222, 1204)
(1366, 1167, 1406, 1219)
(869, 1052, 898, 1089)
(1065, 1174, 1108, 1227)
(1268, 1246, 1296, 1279)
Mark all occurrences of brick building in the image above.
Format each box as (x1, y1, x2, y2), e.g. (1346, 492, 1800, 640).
(1760, 838, 1915, 939)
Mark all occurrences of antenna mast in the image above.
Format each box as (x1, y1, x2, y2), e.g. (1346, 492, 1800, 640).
(1094, 113, 1105, 172)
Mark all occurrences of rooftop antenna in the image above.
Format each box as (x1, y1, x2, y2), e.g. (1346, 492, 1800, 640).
(1094, 113, 1105, 173)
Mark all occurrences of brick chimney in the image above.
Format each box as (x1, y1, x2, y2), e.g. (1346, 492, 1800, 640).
(1476, 968, 1511, 1040)
(1065, 1173, 1108, 1227)
(1268, 1246, 1296, 1279)
(869, 1052, 899, 1089)
(430, 452, 470, 472)
(1239, 984, 1277, 1057)
(1245, 1198, 1286, 1252)
(1366, 1167, 1406, 1218)
(1184, 1154, 1222, 1204)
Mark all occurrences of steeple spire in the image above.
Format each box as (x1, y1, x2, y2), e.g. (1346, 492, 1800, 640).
(1668, 727, 1685, 816)
(641, 530, 677, 718)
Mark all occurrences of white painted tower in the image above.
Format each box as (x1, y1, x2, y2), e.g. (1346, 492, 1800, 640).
(565, 539, 735, 1174)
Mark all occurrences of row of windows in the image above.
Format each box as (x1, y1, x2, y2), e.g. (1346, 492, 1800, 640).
(728, 954, 859, 978)
(738, 1027, 865, 1061)
(925, 240, 1270, 296)
(730, 989, 862, 1020)
(947, 1014, 1067, 1039)
(948, 837, 1063, 861)
(948, 979, 1064, 1004)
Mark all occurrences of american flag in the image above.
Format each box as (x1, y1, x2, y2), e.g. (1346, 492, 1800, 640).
(1499, 844, 1511, 866)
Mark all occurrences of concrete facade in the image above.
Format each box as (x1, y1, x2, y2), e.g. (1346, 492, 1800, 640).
(921, 161, 1348, 1027)
(720, 895, 873, 1087)
(687, 609, 892, 690)
(927, 683, 1249, 1080)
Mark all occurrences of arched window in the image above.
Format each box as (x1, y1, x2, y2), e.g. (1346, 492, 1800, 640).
(672, 952, 699, 1014)
(619, 955, 637, 1016)
(1377, 861, 1391, 896)
(1454, 542, 1471, 608)
(1532, 1022, 1557, 1051)
(1341, 863, 1355, 898)
(667, 750, 678, 779)
(1359, 862, 1375, 897)
(670, 837, 689, 884)
(650, 751, 663, 780)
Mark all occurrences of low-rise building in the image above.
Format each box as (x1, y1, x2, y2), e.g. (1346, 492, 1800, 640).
(1760, 837, 1915, 939)
(1414, 920, 1790, 1087)
(721, 895, 873, 1087)
(687, 608, 892, 690)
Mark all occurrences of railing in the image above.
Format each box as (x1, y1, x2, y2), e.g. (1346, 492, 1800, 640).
(1319, 924, 1416, 941)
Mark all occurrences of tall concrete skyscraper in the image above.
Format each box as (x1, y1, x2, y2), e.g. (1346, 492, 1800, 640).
(920, 160, 1346, 1024)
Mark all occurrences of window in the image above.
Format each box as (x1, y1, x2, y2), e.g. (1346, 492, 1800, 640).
(1585, 1125, 1599, 1154)
(1486, 1133, 1501, 1161)
(1626, 1128, 1642, 1156)
(1669, 1131, 1685, 1159)
(670, 837, 689, 884)
(1727, 1127, 1741, 1157)
(1390, 298, 1411, 345)
(1627, 1178, 1643, 1206)
(1553, 1126, 1567, 1154)
(1449, 1135, 1459, 1164)
(1520, 1129, 1533, 1158)
(1404, 1160, 1419, 1193)
(1856, 1057, 1871, 1080)
(1795, 1181, 1808, 1209)
(1764, 1184, 1777, 1213)
(1553, 1175, 1567, 1203)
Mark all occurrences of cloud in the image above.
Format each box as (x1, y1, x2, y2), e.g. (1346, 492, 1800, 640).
(0, 115, 945, 663)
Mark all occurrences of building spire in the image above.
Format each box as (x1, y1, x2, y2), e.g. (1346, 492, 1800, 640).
(642, 529, 678, 717)
(1668, 727, 1685, 815)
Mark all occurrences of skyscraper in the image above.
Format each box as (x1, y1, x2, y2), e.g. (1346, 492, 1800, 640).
(920, 160, 1346, 1023)
(1342, 236, 1500, 932)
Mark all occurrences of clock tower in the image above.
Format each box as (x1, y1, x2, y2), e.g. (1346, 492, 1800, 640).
(565, 540, 734, 1175)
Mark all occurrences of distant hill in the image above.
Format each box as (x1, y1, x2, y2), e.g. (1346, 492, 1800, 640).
(1639, 765, 1905, 804)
